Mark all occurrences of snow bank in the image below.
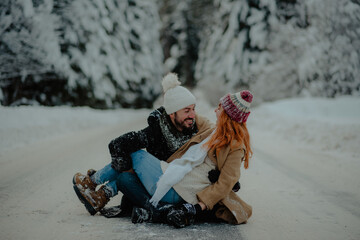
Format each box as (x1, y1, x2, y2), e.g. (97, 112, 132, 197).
(1, 96, 359, 159)
(249, 96, 360, 158)
(0, 106, 149, 156)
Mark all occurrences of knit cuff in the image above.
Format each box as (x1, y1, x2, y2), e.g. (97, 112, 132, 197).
(194, 204, 202, 213)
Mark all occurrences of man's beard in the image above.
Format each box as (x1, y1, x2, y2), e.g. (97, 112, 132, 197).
(174, 113, 194, 132)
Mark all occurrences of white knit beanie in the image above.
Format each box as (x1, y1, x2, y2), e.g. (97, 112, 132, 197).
(162, 73, 196, 114)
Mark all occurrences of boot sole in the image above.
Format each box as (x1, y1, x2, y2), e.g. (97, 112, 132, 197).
(72, 174, 84, 204)
(73, 184, 85, 204)
(73, 185, 97, 215)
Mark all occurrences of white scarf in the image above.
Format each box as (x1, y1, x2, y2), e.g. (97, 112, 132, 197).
(149, 133, 213, 207)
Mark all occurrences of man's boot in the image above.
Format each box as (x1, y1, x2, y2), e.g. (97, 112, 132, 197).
(72, 169, 97, 191)
(73, 185, 110, 215)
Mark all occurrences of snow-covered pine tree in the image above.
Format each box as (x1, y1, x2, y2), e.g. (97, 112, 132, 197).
(160, 0, 197, 87)
(194, 0, 360, 105)
(0, 0, 69, 106)
(2, 0, 359, 108)
(55, 0, 163, 108)
(255, 0, 360, 101)
(0, 0, 163, 108)
(159, 0, 216, 87)
(296, 0, 360, 97)
(195, 0, 272, 105)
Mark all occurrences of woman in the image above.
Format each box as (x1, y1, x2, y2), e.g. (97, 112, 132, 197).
(131, 90, 253, 227)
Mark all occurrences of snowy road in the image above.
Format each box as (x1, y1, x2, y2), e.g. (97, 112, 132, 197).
(0, 113, 245, 240)
(243, 130, 360, 240)
(1, 99, 360, 240)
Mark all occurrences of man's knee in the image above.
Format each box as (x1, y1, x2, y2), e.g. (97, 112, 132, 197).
(130, 149, 147, 159)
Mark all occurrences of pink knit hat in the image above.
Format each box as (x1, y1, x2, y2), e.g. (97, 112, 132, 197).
(220, 90, 253, 123)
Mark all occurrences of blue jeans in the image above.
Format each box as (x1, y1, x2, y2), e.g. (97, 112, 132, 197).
(131, 150, 183, 204)
(92, 163, 119, 196)
(92, 150, 182, 206)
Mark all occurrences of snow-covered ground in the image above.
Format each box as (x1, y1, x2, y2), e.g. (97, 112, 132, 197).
(251, 96, 360, 159)
(0, 96, 359, 240)
(0, 106, 150, 156)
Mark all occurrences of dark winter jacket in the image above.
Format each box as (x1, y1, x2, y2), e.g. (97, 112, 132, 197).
(109, 107, 213, 172)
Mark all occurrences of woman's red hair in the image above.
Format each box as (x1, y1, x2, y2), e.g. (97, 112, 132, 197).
(204, 109, 252, 169)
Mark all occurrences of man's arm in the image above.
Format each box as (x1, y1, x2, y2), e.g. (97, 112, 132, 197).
(108, 127, 151, 172)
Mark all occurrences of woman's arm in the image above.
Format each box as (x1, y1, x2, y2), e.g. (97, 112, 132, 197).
(196, 147, 244, 209)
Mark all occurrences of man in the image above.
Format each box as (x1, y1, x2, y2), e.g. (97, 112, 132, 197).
(72, 72, 213, 216)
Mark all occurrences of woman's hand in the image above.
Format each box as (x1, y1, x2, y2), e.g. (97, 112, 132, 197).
(198, 201, 207, 211)
(208, 169, 241, 192)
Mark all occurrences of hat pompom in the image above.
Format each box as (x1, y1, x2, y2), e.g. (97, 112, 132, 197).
(241, 90, 253, 103)
(162, 73, 181, 93)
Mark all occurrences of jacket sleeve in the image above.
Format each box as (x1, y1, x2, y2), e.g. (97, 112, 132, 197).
(196, 114, 215, 133)
(108, 126, 151, 171)
(196, 148, 243, 209)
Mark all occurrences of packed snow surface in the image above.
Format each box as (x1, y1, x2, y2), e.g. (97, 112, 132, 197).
(0, 96, 359, 240)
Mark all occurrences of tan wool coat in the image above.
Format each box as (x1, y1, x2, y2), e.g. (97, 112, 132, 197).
(167, 116, 252, 224)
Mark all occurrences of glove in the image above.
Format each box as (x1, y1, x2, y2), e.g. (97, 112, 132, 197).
(208, 169, 241, 192)
(208, 169, 220, 183)
(100, 195, 134, 218)
(132, 200, 175, 224)
(101, 205, 129, 218)
(232, 181, 240, 192)
(166, 203, 199, 228)
(87, 169, 97, 176)
(111, 156, 131, 172)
